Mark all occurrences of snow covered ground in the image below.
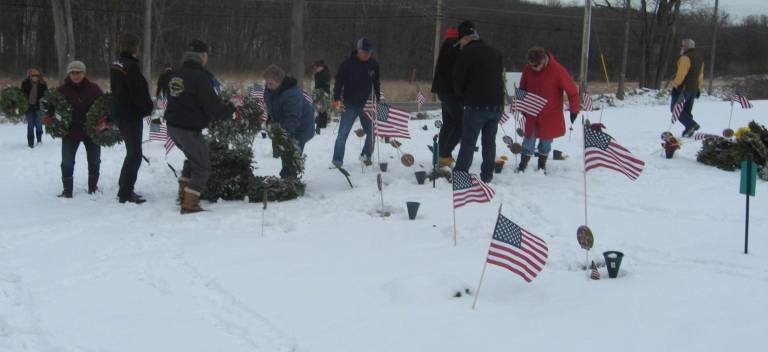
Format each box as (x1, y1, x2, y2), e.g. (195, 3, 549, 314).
(1, 99, 767, 352)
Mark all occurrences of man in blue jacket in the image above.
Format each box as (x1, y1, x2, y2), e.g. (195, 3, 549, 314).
(331, 37, 381, 168)
(263, 64, 315, 178)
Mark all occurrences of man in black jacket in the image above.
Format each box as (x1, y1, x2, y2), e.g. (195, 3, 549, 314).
(313, 60, 331, 131)
(331, 37, 381, 167)
(156, 63, 173, 99)
(431, 26, 461, 169)
(452, 21, 505, 183)
(164, 39, 235, 214)
(111, 33, 154, 204)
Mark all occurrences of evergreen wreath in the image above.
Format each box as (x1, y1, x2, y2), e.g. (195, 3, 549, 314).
(40, 89, 71, 138)
(269, 122, 305, 179)
(312, 88, 331, 113)
(85, 93, 123, 147)
(697, 121, 768, 181)
(208, 89, 264, 150)
(0, 86, 28, 123)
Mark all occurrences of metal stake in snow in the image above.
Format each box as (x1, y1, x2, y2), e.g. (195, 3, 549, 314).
(728, 100, 735, 130)
(581, 115, 592, 270)
(261, 190, 268, 237)
(472, 204, 503, 310)
(740, 155, 756, 254)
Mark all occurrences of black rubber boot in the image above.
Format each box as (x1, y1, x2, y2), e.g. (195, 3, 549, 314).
(58, 177, 73, 198)
(538, 155, 548, 174)
(517, 155, 531, 173)
(88, 174, 99, 194)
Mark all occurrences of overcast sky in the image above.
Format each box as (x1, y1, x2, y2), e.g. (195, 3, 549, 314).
(527, 0, 768, 22)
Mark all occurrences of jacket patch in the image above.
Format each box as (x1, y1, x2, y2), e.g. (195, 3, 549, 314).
(169, 77, 185, 97)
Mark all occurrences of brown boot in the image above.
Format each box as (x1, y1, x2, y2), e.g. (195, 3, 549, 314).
(538, 155, 548, 174)
(438, 156, 454, 168)
(177, 177, 189, 204)
(181, 187, 204, 214)
(517, 155, 531, 173)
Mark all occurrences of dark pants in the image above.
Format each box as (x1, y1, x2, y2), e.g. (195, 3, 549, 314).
(454, 109, 500, 180)
(437, 95, 463, 158)
(333, 105, 373, 164)
(280, 139, 307, 179)
(61, 136, 101, 178)
(670, 90, 698, 131)
(117, 118, 144, 197)
(168, 126, 210, 192)
(26, 110, 43, 145)
(317, 112, 329, 129)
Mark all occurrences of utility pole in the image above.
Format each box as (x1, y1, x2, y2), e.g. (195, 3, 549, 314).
(707, 0, 719, 95)
(432, 0, 443, 77)
(290, 0, 306, 89)
(617, 0, 631, 100)
(578, 0, 593, 92)
(142, 0, 152, 82)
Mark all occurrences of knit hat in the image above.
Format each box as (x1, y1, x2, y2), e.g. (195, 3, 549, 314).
(66, 60, 86, 74)
(444, 27, 459, 39)
(262, 64, 286, 83)
(187, 39, 209, 53)
(457, 21, 477, 38)
(357, 37, 374, 52)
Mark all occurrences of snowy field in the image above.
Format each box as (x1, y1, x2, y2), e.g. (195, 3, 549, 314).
(1, 98, 767, 352)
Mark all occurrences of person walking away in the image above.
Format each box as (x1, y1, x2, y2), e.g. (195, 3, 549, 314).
(156, 63, 173, 99)
(111, 33, 154, 204)
(21, 68, 48, 148)
(57, 61, 103, 197)
(164, 40, 236, 214)
(517, 47, 579, 173)
(671, 38, 704, 137)
(312, 60, 331, 133)
(331, 37, 380, 168)
(451, 21, 505, 183)
(263, 64, 315, 178)
(431, 26, 462, 170)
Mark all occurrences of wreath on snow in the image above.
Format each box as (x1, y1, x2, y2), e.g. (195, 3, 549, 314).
(40, 89, 71, 138)
(209, 89, 265, 150)
(312, 88, 331, 114)
(85, 93, 123, 147)
(0, 86, 28, 123)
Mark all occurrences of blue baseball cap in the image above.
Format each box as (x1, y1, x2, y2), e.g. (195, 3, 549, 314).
(357, 37, 374, 52)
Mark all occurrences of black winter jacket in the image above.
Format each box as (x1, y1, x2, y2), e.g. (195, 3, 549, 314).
(314, 67, 331, 93)
(110, 53, 154, 122)
(431, 38, 460, 98)
(156, 69, 173, 98)
(452, 40, 505, 108)
(163, 60, 234, 131)
(333, 51, 380, 107)
(21, 79, 48, 112)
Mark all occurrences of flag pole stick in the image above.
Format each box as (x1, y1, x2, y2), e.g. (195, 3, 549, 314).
(453, 205, 458, 246)
(728, 101, 734, 129)
(598, 108, 604, 123)
(472, 204, 502, 310)
(582, 115, 588, 228)
(261, 190, 268, 237)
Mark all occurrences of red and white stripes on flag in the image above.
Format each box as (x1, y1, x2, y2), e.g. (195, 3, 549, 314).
(581, 91, 594, 112)
(732, 93, 753, 109)
(164, 137, 175, 155)
(368, 102, 411, 139)
(416, 90, 426, 108)
(452, 170, 495, 208)
(584, 126, 645, 181)
(486, 214, 548, 283)
(302, 90, 313, 105)
(694, 132, 722, 141)
(513, 88, 548, 117)
(590, 261, 600, 280)
(671, 97, 686, 123)
(515, 111, 526, 131)
(148, 122, 167, 142)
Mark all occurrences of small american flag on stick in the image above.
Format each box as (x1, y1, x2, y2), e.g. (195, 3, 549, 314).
(513, 88, 547, 117)
(149, 122, 167, 142)
(694, 132, 722, 141)
(486, 214, 548, 283)
(369, 102, 411, 139)
(581, 91, 594, 112)
(732, 93, 753, 109)
(416, 90, 426, 108)
(164, 137, 175, 155)
(584, 126, 645, 181)
(671, 97, 686, 123)
(452, 171, 494, 208)
(590, 261, 600, 280)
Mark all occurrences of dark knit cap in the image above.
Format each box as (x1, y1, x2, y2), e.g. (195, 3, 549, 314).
(187, 39, 209, 53)
(457, 21, 477, 38)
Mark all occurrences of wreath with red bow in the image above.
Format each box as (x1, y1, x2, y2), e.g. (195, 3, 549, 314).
(85, 93, 123, 146)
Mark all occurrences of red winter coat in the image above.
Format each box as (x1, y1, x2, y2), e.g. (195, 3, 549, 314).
(519, 53, 579, 139)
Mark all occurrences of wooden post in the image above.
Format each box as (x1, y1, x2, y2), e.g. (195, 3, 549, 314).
(578, 0, 592, 92)
(707, 0, 719, 95)
(290, 0, 305, 90)
(617, 0, 631, 100)
(142, 0, 153, 83)
(432, 0, 443, 78)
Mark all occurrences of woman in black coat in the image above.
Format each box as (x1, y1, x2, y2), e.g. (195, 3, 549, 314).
(21, 68, 48, 148)
(312, 60, 331, 130)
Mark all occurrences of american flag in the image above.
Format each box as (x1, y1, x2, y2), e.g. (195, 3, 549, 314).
(148, 122, 167, 141)
(513, 88, 548, 117)
(694, 132, 722, 141)
(581, 91, 594, 112)
(732, 93, 753, 109)
(590, 261, 600, 280)
(452, 170, 495, 208)
(156, 97, 168, 110)
(164, 137, 175, 155)
(416, 90, 426, 108)
(369, 102, 411, 139)
(671, 96, 686, 123)
(302, 90, 313, 105)
(584, 126, 645, 181)
(516, 111, 526, 131)
(500, 112, 511, 125)
(486, 214, 548, 283)
(363, 92, 387, 114)
(249, 85, 265, 100)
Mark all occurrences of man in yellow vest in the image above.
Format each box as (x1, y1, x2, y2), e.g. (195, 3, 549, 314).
(670, 38, 704, 138)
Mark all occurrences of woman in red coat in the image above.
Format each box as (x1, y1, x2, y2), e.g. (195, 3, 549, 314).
(517, 47, 579, 173)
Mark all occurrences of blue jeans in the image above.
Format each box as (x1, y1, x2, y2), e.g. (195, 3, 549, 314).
(454, 109, 500, 179)
(26, 110, 43, 144)
(61, 136, 101, 178)
(522, 128, 553, 156)
(670, 90, 698, 131)
(332, 105, 373, 164)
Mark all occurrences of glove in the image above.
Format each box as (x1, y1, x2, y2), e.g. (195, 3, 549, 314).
(570, 111, 578, 124)
(696, 90, 701, 99)
(671, 87, 680, 96)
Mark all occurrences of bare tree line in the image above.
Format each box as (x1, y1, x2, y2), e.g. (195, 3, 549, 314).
(1, 0, 766, 92)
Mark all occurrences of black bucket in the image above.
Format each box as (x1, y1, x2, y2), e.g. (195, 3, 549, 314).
(406, 201, 420, 220)
(603, 251, 624, 278)
(415, 171, 427, 184)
